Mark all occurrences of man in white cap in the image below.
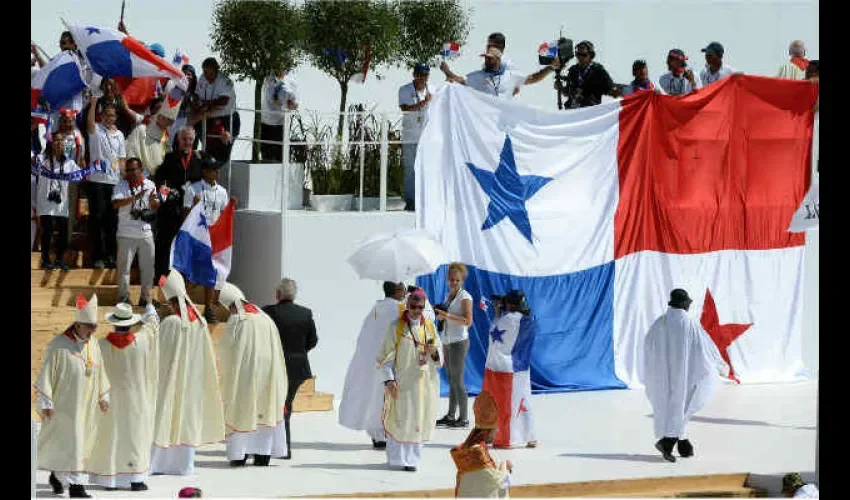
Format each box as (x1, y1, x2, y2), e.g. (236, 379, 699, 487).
(150, 271, 225, 475)
(644, 288, 728, 462)
(88, 301, 160, 491)
(377, 289, 443, 472)
(125, 98, 178, 179)
(217, 282, 289, 467)
(339, 281, 406, 449)
(36, 294, 111, 499)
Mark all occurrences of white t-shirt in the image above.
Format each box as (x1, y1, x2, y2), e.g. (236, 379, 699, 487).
(699, 65, 735, 87)
(112, 178, 157, 239)
(658, 72, 700, 96)
(398, 82, 430, 144)
(442, 289, 472, 344)
(87, 123, 125, 185)
(261, 75, 298, 126)
(465, 68, 527, 100)
(36, 157, 80, 217)
(184, 180, 229, 225)
(195, 74, 237, 119)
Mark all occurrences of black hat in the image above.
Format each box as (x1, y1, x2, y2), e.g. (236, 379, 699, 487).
(701, 41, 724, 57)
(668, 288, 692, 308)
(504, 290, 526, 307)
(201, 155, 221, 170)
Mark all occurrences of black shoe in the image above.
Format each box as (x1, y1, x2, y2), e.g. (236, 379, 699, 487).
(48, 472, 63, 494)
(68, 484, 92, 498)
(677, 439, 694, 458)
(281, 453, 292, 460)
(403, 466, 417, 472)
(131, 482, 149, 491)
(41, 260, 55, 271)
(655, 438, 677, 463)
(230, 456, 248, 467)
(55, 260, 70, 272)
(105, 487, 119, 491)
(372, 439, 387, 450)
(449, 419, 469, 429)
(436, 415, 455, 427)
(204, 309, 219, 324)
(253, 454, 271, 466)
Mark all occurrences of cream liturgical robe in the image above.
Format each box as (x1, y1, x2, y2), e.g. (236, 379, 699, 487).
(217, 307, 288, 439)
(643, 307, 728, 439)
(153, 312, 225, 449)
(378, 315, 443, 444)
(88, 311, 159, 485)
(339, 298, 405, 435)
(36, 330, 111, 474)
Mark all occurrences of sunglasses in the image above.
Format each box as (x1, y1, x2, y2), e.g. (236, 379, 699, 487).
(408, 305, 425, 311)
(576, 52, 590, 57)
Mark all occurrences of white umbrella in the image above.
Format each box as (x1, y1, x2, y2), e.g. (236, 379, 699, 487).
(346, 229, 447, 282)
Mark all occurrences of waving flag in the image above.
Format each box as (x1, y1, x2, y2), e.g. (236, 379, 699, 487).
(67, 24, 184, 81)
(170, 201, 234, 288)
(442, 41, 460, 59)
(537, 40, 558, 59)
(417, 76, 817, 394)
(30, 51, 87, 110)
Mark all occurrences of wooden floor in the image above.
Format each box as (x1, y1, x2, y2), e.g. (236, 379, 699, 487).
(30, 252, 333, 415)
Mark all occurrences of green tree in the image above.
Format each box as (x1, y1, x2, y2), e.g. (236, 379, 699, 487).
(395, 0, 471, 69)
(301, 0, 401, 138)
(210, 0, 303, 162)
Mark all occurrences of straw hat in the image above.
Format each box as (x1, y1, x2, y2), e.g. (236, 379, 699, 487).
(106, 303, 142, 327)
(75, 293, 98, 325)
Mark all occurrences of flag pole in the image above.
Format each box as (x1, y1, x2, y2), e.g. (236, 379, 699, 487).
(120, 0, 126, 24)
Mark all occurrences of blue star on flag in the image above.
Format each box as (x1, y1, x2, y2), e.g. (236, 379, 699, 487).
(466, 135, 553, 245)
(490, 326, 506, 343)
(197, 213, 208, 229)
(85, 27, 100, 35)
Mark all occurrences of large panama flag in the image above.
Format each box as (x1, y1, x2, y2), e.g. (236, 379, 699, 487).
(416, 76, 818, 394)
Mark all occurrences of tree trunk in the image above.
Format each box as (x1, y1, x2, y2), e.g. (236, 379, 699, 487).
(253, 80, 263, 162)
(336, 80, 349, 140)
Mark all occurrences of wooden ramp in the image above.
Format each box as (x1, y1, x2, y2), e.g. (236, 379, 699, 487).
(313, 473, 765, 498)
(30, 252, 332, 413)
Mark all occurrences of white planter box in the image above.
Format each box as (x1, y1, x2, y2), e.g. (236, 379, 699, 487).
(311, 194, 355, 212)
(350, 196, 406, 211)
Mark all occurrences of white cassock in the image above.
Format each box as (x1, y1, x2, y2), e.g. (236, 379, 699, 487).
(150, 307, 225, 475)
(125, 123, 170, 178)
(35, 330, 111, 487)
(217, 305, 289, 460)
(643, 307, 728, 440)
(89, 306, 159, 488)
(339, 298, 405, 441)
(377, 315, 443, 468)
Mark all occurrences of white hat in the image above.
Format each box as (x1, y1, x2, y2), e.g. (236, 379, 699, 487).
(75, 293, 98, 325)
(159, 271, 197, 327)
(157, 102, 179, 121)
(106, 302, 142, 327)
(219, 282, 246, 319)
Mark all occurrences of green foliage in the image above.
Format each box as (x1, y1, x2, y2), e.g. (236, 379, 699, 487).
(395, 0, 471, 68)
(210, 0, 303, 83)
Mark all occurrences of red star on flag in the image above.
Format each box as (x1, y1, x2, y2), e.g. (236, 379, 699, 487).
(700, 289, 752, 384)
(516, 398, 529, 418)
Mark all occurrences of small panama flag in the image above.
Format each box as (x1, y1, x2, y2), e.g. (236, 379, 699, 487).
(172, 49, 189, 69)
(442, 41, 460, 59)
(479, 296, 490, 312)
(538, 40, 558, 59)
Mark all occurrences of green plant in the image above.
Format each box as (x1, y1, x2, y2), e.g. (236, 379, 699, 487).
(210, 0, 303, 162)
(395, 0, 471, 68)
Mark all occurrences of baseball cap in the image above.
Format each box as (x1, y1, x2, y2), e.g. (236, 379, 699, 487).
(413, 63, 430, 75)
(480, 47, 502, 59)
(701, 42, 724, 56)
(667, 48, 687, 61)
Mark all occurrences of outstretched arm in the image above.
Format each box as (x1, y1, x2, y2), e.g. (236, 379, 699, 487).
(525, 59, 560, 85)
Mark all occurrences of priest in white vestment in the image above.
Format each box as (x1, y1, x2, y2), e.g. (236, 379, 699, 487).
(88, 302, 159, 491)
(377, 289, 443, 471)
(36, 294, 110, 499)
(217, 282, 289, 467)
(150, 271, 225, 475)
(125, 100, 177, 178)
(339, 281, 406, 449)
(643, 288, 728, 462)
(451, 391, 513, 498)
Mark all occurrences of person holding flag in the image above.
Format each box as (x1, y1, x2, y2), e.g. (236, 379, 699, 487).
(440, 47, 559, 101)
(397, 63, 432, 211)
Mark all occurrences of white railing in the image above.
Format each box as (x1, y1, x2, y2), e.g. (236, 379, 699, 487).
(198, 107, 419, 213)
(31, 420, 39, 498)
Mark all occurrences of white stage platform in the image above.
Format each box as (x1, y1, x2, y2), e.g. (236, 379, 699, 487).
(34, 380, 817, 498)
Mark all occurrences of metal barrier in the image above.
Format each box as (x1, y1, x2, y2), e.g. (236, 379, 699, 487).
(31, 420, 39, 498)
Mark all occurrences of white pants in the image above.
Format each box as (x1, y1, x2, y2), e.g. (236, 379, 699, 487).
(150, 445, 195, 476)
(117, 235, 155, 303)
(226, 421, 288, 460)
(386, 436, 422, 468)
(90, 471, 147, 488)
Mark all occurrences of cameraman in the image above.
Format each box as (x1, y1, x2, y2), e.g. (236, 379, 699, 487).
(558, 40, 620, 108)
(484, 290, 538, 448)
(112, 157, 160, 307)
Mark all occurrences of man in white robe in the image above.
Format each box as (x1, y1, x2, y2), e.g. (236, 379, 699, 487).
(150, 271, 225, 475)
(643, 288, 729, 462)
(36, 294, 110, 499)
(339, 281, 406, 449)
(125, 100, 177, 178)
(217, 282, 289, 467)
(88, 302, 159, 491)
(378, 289, 444, 471)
